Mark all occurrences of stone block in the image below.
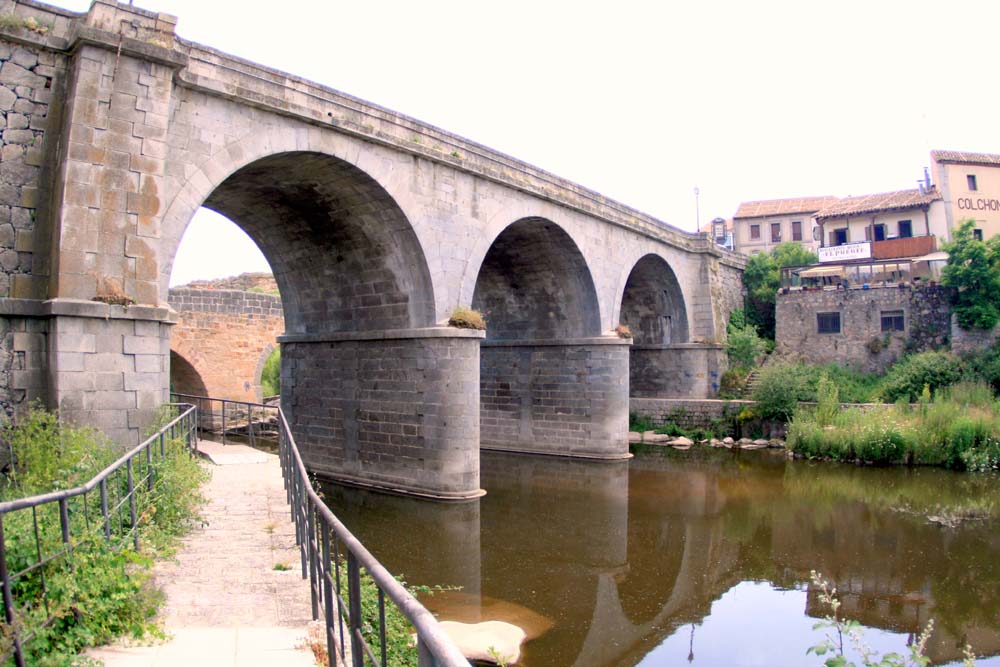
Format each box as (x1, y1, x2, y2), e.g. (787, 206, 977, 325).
(54, 332, 96, 353)
(122, 334, 161, 355)
(123, 372, 163, 392)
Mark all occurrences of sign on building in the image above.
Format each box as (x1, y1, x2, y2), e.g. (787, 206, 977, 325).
(819, 242, 871, 263)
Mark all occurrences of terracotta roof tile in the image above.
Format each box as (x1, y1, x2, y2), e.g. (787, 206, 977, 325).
(733, 196, 838, 219)
(931, 149, 1000, 166)
(814, 188, 940, 220)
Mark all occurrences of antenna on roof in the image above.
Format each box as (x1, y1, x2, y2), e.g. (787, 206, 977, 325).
(918, 167, 932, 194)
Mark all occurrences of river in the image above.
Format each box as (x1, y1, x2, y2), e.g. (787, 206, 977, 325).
(321, 446, 1000, 667)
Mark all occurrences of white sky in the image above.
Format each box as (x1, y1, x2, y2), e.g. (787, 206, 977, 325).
(48, 0, 1000, 285)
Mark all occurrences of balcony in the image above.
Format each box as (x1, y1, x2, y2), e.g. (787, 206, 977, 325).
(871, 235, 936, 260)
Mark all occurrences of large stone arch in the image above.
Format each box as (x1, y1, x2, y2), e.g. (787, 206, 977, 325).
(161, 142, 481, 500)
(472, 217, 629, 459)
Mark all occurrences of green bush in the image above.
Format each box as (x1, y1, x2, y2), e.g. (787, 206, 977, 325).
(261, 347, 280, 397)
(751, 362, 811, 421)
(727, 324, 769, 368)
(942, 219, 1000, 331)
(0, 406, 207, 664)
(877, 351, 965, 403)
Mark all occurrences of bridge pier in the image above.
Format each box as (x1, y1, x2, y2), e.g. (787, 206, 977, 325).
(279, 328, 485, 501)
(629, 343, 726, 398)
(479, 338, 631, 459)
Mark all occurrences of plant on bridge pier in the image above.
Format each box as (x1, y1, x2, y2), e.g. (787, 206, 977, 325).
(448, 306, 486, 330)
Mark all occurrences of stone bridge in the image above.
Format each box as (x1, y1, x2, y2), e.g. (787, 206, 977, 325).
(168, 284, 283, 402)
(0, 0, 743, 499)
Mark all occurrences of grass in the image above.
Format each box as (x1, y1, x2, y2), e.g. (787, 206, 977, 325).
(787, 381, 1000, 469)
(448, 306, 485, 330)
(272, 562, 291, 571)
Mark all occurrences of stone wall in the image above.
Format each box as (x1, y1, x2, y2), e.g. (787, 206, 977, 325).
(0, 313, 47, 418)
(775, 285, 951, 373)
(951, 314, 1000, 356)
(168, 287, 284, 402)
(630, 397, 751, 430)
(713, 252, 747, 336)
(480, 340, 630, 458)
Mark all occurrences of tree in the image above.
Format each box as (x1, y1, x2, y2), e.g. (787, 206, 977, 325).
(941, 220, 1000, 331)
(743, 243, 818, 340)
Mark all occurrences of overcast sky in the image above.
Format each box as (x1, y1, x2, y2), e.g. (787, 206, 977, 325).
(49, 0, 1000, 285)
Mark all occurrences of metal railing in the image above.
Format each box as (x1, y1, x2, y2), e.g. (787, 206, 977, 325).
(171, 393, 278, 448)
(0, 404, 199, 667)
(173, 394, 470, 667)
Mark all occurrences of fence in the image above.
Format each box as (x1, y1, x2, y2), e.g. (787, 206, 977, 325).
(172, 393, 470, 667)
(0, 403, 199, 667)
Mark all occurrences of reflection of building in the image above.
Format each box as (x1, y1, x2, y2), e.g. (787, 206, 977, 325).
(732, 196, 837, 254)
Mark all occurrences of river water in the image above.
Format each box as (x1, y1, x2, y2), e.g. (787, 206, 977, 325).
(320, 447, 1000, 667)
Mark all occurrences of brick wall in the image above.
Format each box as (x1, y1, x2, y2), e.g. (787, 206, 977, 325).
(168, 287, 284, 402)
(630, 398, 751, 429)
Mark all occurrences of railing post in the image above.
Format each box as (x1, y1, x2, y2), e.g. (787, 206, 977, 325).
(307, 505, 319, 620)
(347, 552, 364, 667)
(146, 443, 154, 491)
(127, 459, 138, 550)
(321, 522, 336, 667)
(100, 479, 110, 541)
(0, 515, 25, 667)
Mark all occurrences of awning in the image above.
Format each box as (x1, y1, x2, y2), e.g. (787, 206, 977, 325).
(910, 251, 949, 263)
(798, 265, 845, 278)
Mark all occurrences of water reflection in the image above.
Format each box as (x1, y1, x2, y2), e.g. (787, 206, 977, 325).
(321, 448, 1000, 667)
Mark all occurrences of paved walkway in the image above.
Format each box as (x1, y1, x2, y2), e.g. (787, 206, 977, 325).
(87, 441, 318, 666)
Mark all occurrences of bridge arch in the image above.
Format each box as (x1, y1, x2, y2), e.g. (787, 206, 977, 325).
(472, 217, 628, 458)
(471, 217, 601, 340)
(169, 349, 209, 399)
(163, 149, 435, 334)
(618, 254, 690, 345)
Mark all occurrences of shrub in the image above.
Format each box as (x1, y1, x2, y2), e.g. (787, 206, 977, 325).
(814, 373, 839, 426)
(877, 351, 965, 403)
(942, 219, 1000, 331)
(726, 324, 769, 368)
(718, 366, 751, 398)
(0, 406, 207, 664)
(448, 306, 486, 330)
(261, 347, 280, 397)
(752, 362, 811, 421)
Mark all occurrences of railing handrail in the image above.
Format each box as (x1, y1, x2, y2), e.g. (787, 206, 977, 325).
(276, 408, 470, 666)
(0, 405, 196, 515)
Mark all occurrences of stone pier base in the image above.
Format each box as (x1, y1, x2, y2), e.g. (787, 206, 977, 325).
(479, 337, 630, 459)
(0, 298, 175, 444)
(629, 343, 726, 398)
(280, 328, 484, 501)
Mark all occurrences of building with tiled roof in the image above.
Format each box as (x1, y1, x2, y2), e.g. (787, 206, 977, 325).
(932, 149, 1000, 240)
(732, 196, 837, 254)
(813, 187, 946, 249)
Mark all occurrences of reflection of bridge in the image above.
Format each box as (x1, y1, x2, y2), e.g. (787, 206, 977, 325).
(0, 0, 744, 499)
(325, 453, 1000, 667)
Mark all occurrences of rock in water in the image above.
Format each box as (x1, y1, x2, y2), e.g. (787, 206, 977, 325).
(438, 620, 527, 665)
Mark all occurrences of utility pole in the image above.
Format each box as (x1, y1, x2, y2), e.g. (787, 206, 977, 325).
(694, 187, 701, 231)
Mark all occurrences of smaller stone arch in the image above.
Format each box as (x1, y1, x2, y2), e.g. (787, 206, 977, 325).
(253, 343, 278, 402)
(619, 254, 690, 345)
(170, 350, 209, 399)
(471, 217, 602, 340)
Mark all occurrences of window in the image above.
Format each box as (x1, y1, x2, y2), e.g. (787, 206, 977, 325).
(750, 224, 760, 240)
(968, 174, 978, 191)
(974, 228, 984, 241)
(792, 221, 802, 241)
(881, 310, 904, 332)
(832, 228, 848, 246)
(817, 312, 841, 334)
(898, 220, 912, 238)
(771, 222, 781, 243)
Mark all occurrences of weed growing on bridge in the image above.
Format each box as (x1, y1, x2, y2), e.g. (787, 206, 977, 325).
(448, 306, 485, 331)
(0, 13, 51, 35)
(0, 406, 207, 665)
